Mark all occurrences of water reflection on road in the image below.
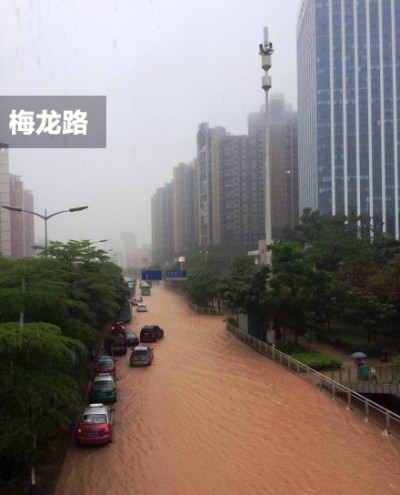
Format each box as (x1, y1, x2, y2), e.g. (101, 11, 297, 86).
(55, 286, 400, 495)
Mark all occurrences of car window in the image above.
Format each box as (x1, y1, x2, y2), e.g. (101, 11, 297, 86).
(93, 380, 111, 389)
(135, 350, 148, 356)
(83, 414, 107, 424)
(98, 358, 112, 364)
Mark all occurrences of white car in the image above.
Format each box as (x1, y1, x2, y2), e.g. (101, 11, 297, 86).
(136, 303, 148, 312)
(130, 346, 154, 366)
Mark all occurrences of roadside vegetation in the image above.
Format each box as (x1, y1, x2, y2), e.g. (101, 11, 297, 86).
(184, 209, 400, 366)
(0, 240, 129, 494)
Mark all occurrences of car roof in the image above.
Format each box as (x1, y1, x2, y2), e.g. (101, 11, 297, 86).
(93, 374, 114, 382)
(83, 403, 109, 415)
(133, 345, 151, 351)
(142, 325, 158, 329)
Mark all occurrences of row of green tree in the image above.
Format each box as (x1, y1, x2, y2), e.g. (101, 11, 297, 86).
(0, 240, 130, 491)
(183, 210, 400, 347)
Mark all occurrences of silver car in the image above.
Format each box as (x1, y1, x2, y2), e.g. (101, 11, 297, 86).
(129, 346, 154, 366)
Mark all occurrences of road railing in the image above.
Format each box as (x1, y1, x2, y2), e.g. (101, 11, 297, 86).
(226, 323, 400, 440)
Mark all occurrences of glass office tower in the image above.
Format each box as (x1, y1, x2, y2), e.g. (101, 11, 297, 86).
(297, 0, 400, 237)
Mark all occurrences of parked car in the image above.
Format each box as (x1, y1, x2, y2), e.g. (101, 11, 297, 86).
(125, 331, 139, 347)
(130, 345, 154, 366)
(131, 295, 143, 306)
(89, 374, 117, 403)
(137, 303, 148, 312)
(104, 333, 127, 356)
(94, 356, 116, 376)
(76, 403, 114, 445)
(111, 321, 126, 332)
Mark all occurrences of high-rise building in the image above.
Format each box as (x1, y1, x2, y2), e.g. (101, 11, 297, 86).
(219, 135, 251, 248)
(297, 0, 400, 238)
(270, 95, 299, 238)
(196, 123, 227, 246)
(151, 182, 174, 266)
(23, 190, 35, 256)
(173, 162, 197, 257)
(248, 110, 266, 249)
(120, 231, 137, 270)
(9, 175, 35, 258)
(0, 145, 11, 257)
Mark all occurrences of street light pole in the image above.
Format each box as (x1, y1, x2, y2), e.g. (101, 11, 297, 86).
(2, 205, 88, 253)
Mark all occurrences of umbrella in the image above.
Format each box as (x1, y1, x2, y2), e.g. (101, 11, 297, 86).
(351, 352, 367, 359)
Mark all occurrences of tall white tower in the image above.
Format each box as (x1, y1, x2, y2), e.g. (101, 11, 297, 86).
(259, 27, 273, 264)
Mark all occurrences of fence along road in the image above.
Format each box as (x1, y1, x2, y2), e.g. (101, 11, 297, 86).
(55, 285, 400, 495)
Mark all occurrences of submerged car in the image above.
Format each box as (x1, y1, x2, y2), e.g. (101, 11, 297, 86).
(76, 403, 114, 445)
(140, 325, 164, 342)
(130, 345, 154, 366)
(104, 333, 127, 356)
(131, 295, 143, 306)
(94, 356, 116, 376)
(111, 321, 126, 332)
(125, 331, 139, 347)
(136, 303, 148, 312)
(89, 374, 117, 403)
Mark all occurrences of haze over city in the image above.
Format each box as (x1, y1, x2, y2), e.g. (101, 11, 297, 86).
(0, 0, 299, 247)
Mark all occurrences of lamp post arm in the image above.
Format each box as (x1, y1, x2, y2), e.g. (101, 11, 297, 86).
(44, 210, 70, 221)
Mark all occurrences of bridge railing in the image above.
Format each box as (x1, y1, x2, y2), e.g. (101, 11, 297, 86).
(226, 323, 400, 440)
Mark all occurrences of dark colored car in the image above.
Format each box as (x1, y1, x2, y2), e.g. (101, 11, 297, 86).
(94, 356, 116, 376)
(140, 325, 164, 343)
(76, 403, 114, 445)
(104, 333, 127, 356)
(125, 331, 139, 347)
(111, 321, 126, 333)
(89, 374, 117, 403)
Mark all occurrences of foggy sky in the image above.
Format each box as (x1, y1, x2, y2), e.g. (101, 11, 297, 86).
(1, 0, 300, 249)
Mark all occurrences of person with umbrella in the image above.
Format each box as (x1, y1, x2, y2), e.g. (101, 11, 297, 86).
(351, 352, 369, 381)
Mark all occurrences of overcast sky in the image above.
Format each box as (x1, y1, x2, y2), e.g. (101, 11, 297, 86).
(1, 0, 301, 249)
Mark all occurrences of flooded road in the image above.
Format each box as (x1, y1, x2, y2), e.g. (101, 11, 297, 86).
(55, 285, 400, 495)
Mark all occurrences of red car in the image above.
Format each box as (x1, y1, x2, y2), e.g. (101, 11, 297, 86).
(76, 403, 114, 445)
(94, 356, 116, 376)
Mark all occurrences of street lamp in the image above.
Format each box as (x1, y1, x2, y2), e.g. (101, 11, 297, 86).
(2, 205, 88, 251)
(199, 249, 209, 263)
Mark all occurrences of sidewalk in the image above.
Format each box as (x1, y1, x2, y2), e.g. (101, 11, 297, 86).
(284, 328, 383, 369)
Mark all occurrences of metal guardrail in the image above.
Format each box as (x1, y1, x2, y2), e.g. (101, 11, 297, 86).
(325, 364, 400, 385)
(166, 285, 223, 315)
(187, 301, 221, 315)
(226, 323, 400, 440)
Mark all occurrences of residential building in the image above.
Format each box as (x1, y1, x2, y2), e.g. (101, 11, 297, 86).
(196, 123, 227, 246)
(9, 174, 35, 258)
(297, 0, 400, 238)
(173, 161, 197, 257)
(248, 110, 266, 249)
(219, 135, 251, 248)
(270, 94, 299, 238)
(151, 182, 174, 266)
(0, 145, 11, 257)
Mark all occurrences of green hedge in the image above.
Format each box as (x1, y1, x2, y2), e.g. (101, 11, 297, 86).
(291, 352, 342, 371)
(310, 329, 383, 357)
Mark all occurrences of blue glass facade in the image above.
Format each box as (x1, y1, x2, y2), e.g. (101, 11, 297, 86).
(298, 0, 400, 238)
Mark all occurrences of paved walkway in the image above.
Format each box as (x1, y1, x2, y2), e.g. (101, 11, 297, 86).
(284, 328, 384, 369)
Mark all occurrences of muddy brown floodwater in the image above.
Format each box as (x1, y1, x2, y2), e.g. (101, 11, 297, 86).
(55, 285, 400, 495)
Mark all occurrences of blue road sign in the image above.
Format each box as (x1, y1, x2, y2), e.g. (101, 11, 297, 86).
(141, 269, 163, 281)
